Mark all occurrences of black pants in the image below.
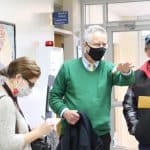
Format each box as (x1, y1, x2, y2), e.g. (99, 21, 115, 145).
(100, 133, 111, 150)
(139, 144, 150, 150)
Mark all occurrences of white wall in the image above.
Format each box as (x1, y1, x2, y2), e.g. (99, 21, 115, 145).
(63, 0, 81, 59)
(0, 0, 54, 58)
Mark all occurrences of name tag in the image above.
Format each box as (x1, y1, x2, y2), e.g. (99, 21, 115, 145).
(138, 96, 150, 108)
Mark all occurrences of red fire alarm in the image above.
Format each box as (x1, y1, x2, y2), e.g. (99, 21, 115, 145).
(45, 40, 54, 46)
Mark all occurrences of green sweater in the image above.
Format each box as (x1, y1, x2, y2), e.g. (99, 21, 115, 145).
(49, 58, 134, 135)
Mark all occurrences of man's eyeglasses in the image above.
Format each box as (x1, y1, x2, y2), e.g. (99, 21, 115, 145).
(87, 42, 107, 48)
(23, 77, 35, 88)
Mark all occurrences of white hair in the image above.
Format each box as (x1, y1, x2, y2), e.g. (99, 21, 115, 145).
(84, 25, 107, 43)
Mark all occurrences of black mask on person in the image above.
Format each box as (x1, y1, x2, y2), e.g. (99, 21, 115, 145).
(88, 46, 106, 61)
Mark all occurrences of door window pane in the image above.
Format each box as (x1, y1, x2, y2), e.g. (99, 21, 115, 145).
(85, 4, 103, 24)
(108, 1, 150, 22)
(113, 31, 139, 103)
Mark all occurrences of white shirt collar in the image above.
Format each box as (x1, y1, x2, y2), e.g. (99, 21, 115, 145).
(82, 55, 99, 71)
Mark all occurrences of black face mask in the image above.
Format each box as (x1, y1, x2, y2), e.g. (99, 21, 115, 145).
(88, 46, 106, 61)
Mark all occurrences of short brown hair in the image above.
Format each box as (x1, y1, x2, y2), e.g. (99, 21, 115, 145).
(0, 57, 41, 79)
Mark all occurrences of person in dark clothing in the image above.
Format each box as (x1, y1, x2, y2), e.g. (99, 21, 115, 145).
(123, 34, 150, 150)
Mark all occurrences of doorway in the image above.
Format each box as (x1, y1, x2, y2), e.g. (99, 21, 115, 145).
(54, 33, 64, 48)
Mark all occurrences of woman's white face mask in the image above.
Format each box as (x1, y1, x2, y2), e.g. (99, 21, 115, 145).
(15, 79, 32, 97)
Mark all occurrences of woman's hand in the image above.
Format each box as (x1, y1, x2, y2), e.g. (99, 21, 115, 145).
(24, 121, 53, 145)
(35, 121, 53, 137)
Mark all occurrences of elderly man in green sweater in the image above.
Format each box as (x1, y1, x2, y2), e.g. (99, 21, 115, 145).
(49, 25, 134, 150)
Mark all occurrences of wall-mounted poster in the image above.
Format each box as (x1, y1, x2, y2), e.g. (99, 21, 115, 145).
(0, 21, 16, 84)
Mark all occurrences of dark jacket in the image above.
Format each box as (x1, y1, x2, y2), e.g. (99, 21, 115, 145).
(57, 112, 103, 150)
(123, 69, 150, 145)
